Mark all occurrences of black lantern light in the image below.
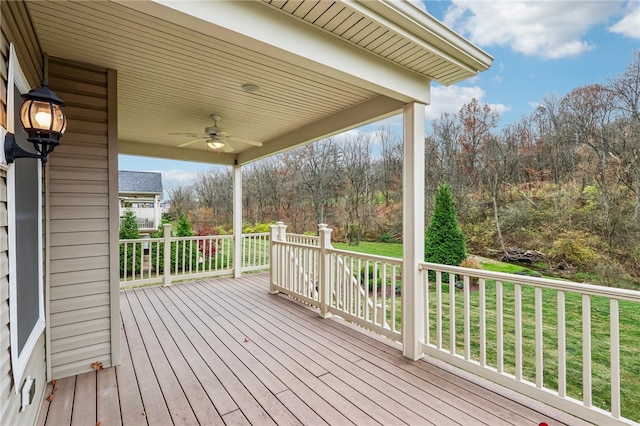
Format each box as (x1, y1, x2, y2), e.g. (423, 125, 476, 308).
(4, 79, 66, 165)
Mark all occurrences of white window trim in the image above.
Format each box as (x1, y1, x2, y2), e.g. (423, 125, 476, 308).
(7, 43, 45, 391)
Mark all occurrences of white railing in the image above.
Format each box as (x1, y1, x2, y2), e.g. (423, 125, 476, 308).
(326, 248, 402, 341)
(120, 224, 270, 287)
(285, 233, 319, 246)
(270, 222, 402, 343)
(241, 232, 270, 271)
(270, 221, 640, 425)
(419, 262, 640, 425)
(120, 207, 160, 229)
(119, 216, 157, 230)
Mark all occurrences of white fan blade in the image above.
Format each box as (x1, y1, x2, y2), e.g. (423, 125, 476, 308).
(169, 132, 202, 137)
(229, 136, 263, 147)
(178, 137, 207, 147)
(222, 143, 235, 153)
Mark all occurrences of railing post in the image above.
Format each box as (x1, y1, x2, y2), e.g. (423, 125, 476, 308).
(318, 224, 332, 319)
(162, 223, 172, 287)
(277, 221, 287, 242)
(269, 222, 283, 294)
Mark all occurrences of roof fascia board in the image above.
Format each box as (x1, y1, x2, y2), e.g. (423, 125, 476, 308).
(346, 0, 493, 79)
(119, 192, 162, 195)
(119, 140, 237, 165)
(236, 94, 406, 165)
(120, 0, 429, 103)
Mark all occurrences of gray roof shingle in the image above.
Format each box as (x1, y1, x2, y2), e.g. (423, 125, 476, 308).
(119, 171, 163, 194)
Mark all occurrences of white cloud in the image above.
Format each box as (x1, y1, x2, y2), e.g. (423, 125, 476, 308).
(444, 0, 626, 59)
(155, 169, 200, 192)
(426, 85, 510, 120)
(609, 2, 640, 39)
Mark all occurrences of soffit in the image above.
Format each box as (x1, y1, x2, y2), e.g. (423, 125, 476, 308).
(260, 0, 492, 86)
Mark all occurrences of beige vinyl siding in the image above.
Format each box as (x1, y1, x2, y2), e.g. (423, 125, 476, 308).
(47, 57, 116, 379)
(1, 2, 48, 424)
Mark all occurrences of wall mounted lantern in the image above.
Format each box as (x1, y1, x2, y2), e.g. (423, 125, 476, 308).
(4, 79, 66, 165)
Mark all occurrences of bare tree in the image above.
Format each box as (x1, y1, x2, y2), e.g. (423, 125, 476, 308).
(296, 138, 341, 226)
(458, 98, 499, 190)
(376, 125, 403, 206)
(167, 185, 195, 219)
(610, 50, 640, 222)
(560, 84, 621, 250)
(192, 168, 233, 225)
(340, 132, 376, 245)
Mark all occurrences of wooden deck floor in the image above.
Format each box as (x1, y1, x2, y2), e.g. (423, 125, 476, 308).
(37, 273, 589, 426)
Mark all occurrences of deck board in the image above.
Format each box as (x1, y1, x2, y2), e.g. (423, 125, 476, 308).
(70, 372, 96, 426)
(39, 273, 591, 426)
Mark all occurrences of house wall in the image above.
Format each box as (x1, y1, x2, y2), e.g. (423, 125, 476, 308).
(0, 2, 48, 425)
(47, 57, 119, 379)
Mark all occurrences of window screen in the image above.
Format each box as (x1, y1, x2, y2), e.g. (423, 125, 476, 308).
(13, 86, 41, 354)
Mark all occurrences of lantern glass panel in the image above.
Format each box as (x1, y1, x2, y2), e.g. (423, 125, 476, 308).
(20, 100, 53, 131)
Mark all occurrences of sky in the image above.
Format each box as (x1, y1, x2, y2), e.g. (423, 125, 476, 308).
(119, 0, 640, 194)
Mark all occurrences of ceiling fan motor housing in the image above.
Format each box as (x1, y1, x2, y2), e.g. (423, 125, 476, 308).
(205, 125, 221, 135)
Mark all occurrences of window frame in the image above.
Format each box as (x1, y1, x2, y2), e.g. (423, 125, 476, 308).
(6, 43, 45, 390)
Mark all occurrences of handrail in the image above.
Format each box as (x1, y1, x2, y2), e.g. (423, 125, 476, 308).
(420, 262, 640, 302)
(119, 231, 270, 287)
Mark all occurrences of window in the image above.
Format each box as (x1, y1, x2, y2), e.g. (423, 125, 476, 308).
(6, 43, 45, 389)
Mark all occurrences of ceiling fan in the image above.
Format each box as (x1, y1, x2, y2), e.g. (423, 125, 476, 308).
(172, 114, 262, 152)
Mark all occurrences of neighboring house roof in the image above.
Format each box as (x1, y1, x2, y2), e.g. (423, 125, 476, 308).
(119, 171, 163, 195)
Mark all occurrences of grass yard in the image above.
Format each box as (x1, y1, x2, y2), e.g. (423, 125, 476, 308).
(333, 240, 640, 422)
(333, 241, 403, 258)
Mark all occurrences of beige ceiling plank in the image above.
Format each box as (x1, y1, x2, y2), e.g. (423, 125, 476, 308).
(302, 2, 334, 23)
(322, 9, 355, 32)
(331, 11, 363, 35)
(379, 40, 411, 58)
(357, 27, 389, 48)
(339, 16, 373, 39)
(281, 1, 305, 14)
(313, 3, 345, 28)
(287, 0, 317, 18)
(371, 34, 403, 55)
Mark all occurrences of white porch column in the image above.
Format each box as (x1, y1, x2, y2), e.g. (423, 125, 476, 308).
(402, 102, 426, 360)
(233, 164, 242, 278)
(153, 194, 161, 228)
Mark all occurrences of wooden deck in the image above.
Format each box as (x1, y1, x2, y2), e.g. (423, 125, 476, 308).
(37, 273, 589, 426)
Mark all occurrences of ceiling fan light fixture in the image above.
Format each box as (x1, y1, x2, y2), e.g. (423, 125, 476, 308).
(207, 140, 225, 150)
(241, 83, 260, 93)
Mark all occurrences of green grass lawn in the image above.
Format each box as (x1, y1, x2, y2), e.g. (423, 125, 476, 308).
(333, 241, 403, 258)
(332, 240, 640, 422)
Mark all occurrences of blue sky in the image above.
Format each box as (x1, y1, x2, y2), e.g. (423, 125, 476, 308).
(120, 0, 640, 193)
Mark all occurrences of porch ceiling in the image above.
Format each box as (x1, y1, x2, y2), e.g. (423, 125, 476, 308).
(25, 0, 491, 166)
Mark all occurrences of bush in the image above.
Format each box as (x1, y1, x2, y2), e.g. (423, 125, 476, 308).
(195, 225, 219, 258)
(548, 230, 604, 268)
(378, 231, 398, 244)
(242, 222, 272, 233)
(360, 264, 382, 291)
(459, 256, 483, 286)
(119, 210, 142, 276)
(358, 264, 397, 293)
(152, 215, 199, 273)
